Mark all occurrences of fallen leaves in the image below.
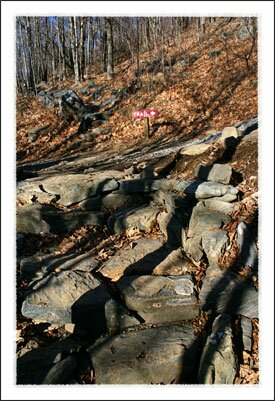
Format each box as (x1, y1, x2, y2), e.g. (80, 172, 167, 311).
(16, 19, 257, 164)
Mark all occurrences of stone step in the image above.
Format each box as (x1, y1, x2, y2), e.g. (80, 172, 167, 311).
(118, 275, 199, 323)
(88, 325, 198, 384)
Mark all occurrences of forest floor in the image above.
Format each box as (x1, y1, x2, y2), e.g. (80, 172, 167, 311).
(16, 19, 257, 164)
(16, 19, 259, 385)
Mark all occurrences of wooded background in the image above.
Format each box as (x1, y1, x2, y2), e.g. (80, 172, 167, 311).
(15, 16, 257, 94)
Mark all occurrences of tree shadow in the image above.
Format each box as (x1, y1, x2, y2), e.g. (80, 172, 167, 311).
(180, 212, 258, 384)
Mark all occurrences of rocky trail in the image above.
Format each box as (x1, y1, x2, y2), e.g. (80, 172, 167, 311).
(15, 17, 260, 385)
(16, 108, 259, 384)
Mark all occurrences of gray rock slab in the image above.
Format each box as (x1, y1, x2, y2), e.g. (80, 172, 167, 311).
(157, 211, 187, 248)
(17, 337, 82, 384)
(180, 143, 211, 156)
(198, 314, 238, 384)
(105, 299, 141, 334)
(16, 204, 105, 235)
(153, 248, 197, 276)
(42, 355, 78, 384)
(199, 271, 258, 318)
(88, 325, 198, 384)
(172, 180, 238, 200)
(99, 237, 166, 281)
(237, 222, 258, 273)
(20, 252, 99, 282)
(184, 235, 203, 262)
(196, 163, 232, 184)
(17, 170, 125, 207)
(152, 190, 190, 214)
(80, 191, 141, 211)
(193, 181, 238, 199)
(22, 269, 112, 332)
(240, 316, 253, 352)
(118, 178, 161, 193)
(202, 199, 234, 214)
(119, 275, 199, 323)
(188, 202, 231, 237)
(241, 129, 258, 143)
(107, 205, 159, 234)
(218, 126, 241, 148)
(201, 230, 229, 264)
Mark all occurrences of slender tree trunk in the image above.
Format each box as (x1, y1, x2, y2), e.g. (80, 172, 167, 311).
(136, 17, 140, 78)
(25, 16, 36, 93)
(86, 18, 90, 77)
(106, 18, 114, 80)
(79, 17, 85, 80)
(57, 17, 66, 81)
(19, 19, 29, 91)
(70, 16, 80, 83)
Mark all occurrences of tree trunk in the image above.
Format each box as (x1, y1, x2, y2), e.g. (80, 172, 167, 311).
(70, 16, 80, 83)
(18, 19, 29, 91)
(136, 17, 140, 78)
(57, 17, 66, 81)
(25, 17, 36, 94)
(79, 17, 85, 80)
(106, 18, 114, 80)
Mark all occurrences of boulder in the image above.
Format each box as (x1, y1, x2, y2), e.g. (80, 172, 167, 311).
(42, 355, 78, 384)
(79, 191, 141, 211)
(187, 202, 231, 237)
(199, 270, 258, 318)
(157, 211, 187, 247)
(237, 222, 258, 272)
(150, 152, 178, 176)
(20, 251, 99, 282)
(105, 299, 141, 334)
(240, 316, 253, 352)
(99, 237, 165, 281)
(17, 337, 82, 384)
(201, 230, 229, 264)
(22, 268, 112, 332)
(218, 126, 241, 149)
(88, 325, 199, 384)
(180, 143, 211, 156)
(107, 205, 159, 234)
(196, 163, 232, 184)
(241, 129, 258, 143)
(16, 204, 105, 235)
(152, 190, 190, 214)
(202, 199, 234, 214)
(172, 179, 238, 199)
(198, 314, 238, 384)
(152, 248, 197, 276)
(119, 275, 199, 324)
(17, 170, 124, 207)
(184, 235, 203, 262)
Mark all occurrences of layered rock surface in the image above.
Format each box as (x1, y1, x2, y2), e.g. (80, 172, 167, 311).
(16, 117, 258, 385)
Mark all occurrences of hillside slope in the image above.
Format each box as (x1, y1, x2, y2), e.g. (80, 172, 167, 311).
(16, 18, 257, 164)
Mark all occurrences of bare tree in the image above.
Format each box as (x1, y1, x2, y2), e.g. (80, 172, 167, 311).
(106, 18, 114, 80)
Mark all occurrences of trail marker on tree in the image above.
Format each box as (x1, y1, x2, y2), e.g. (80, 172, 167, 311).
(132, 109, 159, 138)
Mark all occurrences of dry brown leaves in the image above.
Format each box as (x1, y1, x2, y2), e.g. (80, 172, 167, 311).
(235, 318, 259, 384)
(16, 19, 258, 164)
